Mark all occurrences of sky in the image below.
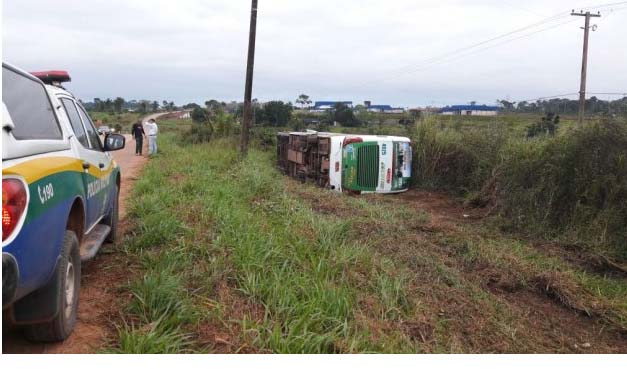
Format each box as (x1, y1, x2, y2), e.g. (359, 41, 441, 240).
(3, 0, 627, 107)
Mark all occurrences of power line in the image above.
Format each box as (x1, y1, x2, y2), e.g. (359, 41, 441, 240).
(352, 17, 580, 90)
(507, 92, 626, 104)
(354, 1, 627, 88)
(372, 12, 571, 80)
(514, 93, 579, 103)
(597, 5, 627, 22)
(406, 18, 580, 73)
(587, 92, 627, 95)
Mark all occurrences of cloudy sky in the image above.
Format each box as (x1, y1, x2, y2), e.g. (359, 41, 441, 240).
(3, 0, 626, 107)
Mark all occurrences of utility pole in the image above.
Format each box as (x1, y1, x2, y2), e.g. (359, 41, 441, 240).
(240, 0, 258, 156)
(571, 9, 600, 125)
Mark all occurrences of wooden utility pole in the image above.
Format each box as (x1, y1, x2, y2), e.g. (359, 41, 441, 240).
(571, 10, 600, 125)
(240, 0, 258, 156)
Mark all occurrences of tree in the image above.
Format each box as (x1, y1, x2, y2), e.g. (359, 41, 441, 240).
(213, 111, 236, 137)
(151, 101, 159, 112)
(162, 100, 169, 111)
(183, 103, 201, 110)
(168, 101, 175, 111)
(205, 99, 223, 114)
(296, 94, 312, 109)
(259, 101, 293, 126)
(191, 107, 209, 123)
(138, 100, 150, 114)
(113, 97, 125, 113)
(104, 98, 113, 112)
(93, 98, 104, 112)
(498, 99, 515, 112)
(329, 102, 359, 127)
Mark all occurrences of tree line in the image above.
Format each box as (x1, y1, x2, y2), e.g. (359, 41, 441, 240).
(499, 96, 627, 116)
(84, 98, 178, 114)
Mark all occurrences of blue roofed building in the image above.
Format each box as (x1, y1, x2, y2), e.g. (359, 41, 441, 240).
(367, 104, 406, 113)
(312, 101, 353, 112)
(439, 104, 499, 116)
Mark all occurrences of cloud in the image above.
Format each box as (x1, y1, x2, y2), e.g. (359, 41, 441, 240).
(3, 0, 626, 106)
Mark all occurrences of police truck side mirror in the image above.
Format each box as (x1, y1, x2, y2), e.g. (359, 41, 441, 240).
(104, 133, 125, 151)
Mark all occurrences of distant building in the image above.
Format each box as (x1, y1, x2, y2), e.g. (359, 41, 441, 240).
(312, 101, 353, 112)
(367, 104, 405, 113)
(439, 105, 499, 116)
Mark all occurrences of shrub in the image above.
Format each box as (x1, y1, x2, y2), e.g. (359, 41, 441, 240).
(411, 119, 627, 259)
(526, 113, 560, 138)
(213, 111, 237, 137)
(191, 107, 209, 123)
(289, 117, 304, 131)
(251, 127, 277, 150)
(494, 121, 627, 257)
(182, 123, 213, 144)
(411, 122, 507, 193)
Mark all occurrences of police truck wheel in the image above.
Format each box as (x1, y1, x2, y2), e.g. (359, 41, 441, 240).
(23, 231, 81, 342)
(105, 184, 119, 243)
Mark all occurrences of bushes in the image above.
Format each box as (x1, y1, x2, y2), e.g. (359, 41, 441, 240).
(182, 123, 213, 144)
(494, 121, 627, 258)
(411, 122, 507, 193)
(183, 111, 239, 144)
(412, 120, 627, 259)
(251, 127, 277, 150)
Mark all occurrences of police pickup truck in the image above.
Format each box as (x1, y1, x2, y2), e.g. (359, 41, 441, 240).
(2, 63, 125, 342)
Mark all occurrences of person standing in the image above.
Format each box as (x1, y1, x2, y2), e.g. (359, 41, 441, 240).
(131, 120, 145, 156)
(145, 118, 159, 156)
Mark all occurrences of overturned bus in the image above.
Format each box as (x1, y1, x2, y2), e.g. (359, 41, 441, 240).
(277, 131, 412, 194)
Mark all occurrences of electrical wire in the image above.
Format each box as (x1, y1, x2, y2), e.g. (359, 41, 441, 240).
(400, 18, 581, 78)
(514, 93, 579, 103)
(511, 92, 626, 104)
(353, 1, 627, 88)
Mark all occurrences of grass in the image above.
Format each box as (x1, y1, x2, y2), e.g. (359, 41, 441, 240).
(107, 319, 193, 354)
(111, 133, 423, 353)
(107, 125, 627, 353)
(410, 117, 627, 260)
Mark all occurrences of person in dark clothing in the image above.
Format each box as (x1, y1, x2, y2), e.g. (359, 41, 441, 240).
(131, 121, 145, 155)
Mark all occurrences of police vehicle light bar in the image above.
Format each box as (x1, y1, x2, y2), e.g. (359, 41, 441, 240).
(30, 70, 71, 85)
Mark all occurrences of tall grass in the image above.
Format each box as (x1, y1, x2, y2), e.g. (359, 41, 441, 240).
(411, 118, 627, 259)
(496, 121, 627, 257)
(412, 121, 508, 192)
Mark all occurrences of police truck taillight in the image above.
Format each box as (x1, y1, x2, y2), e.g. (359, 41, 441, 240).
(2, 179, 28, 242)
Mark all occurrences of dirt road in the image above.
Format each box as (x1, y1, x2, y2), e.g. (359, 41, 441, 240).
(2, 113, 166, 353)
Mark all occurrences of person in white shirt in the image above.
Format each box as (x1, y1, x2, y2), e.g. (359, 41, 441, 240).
(145, 119, 159, 155)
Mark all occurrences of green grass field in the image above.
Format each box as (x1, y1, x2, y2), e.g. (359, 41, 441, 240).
(106, 126, 627, 353)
